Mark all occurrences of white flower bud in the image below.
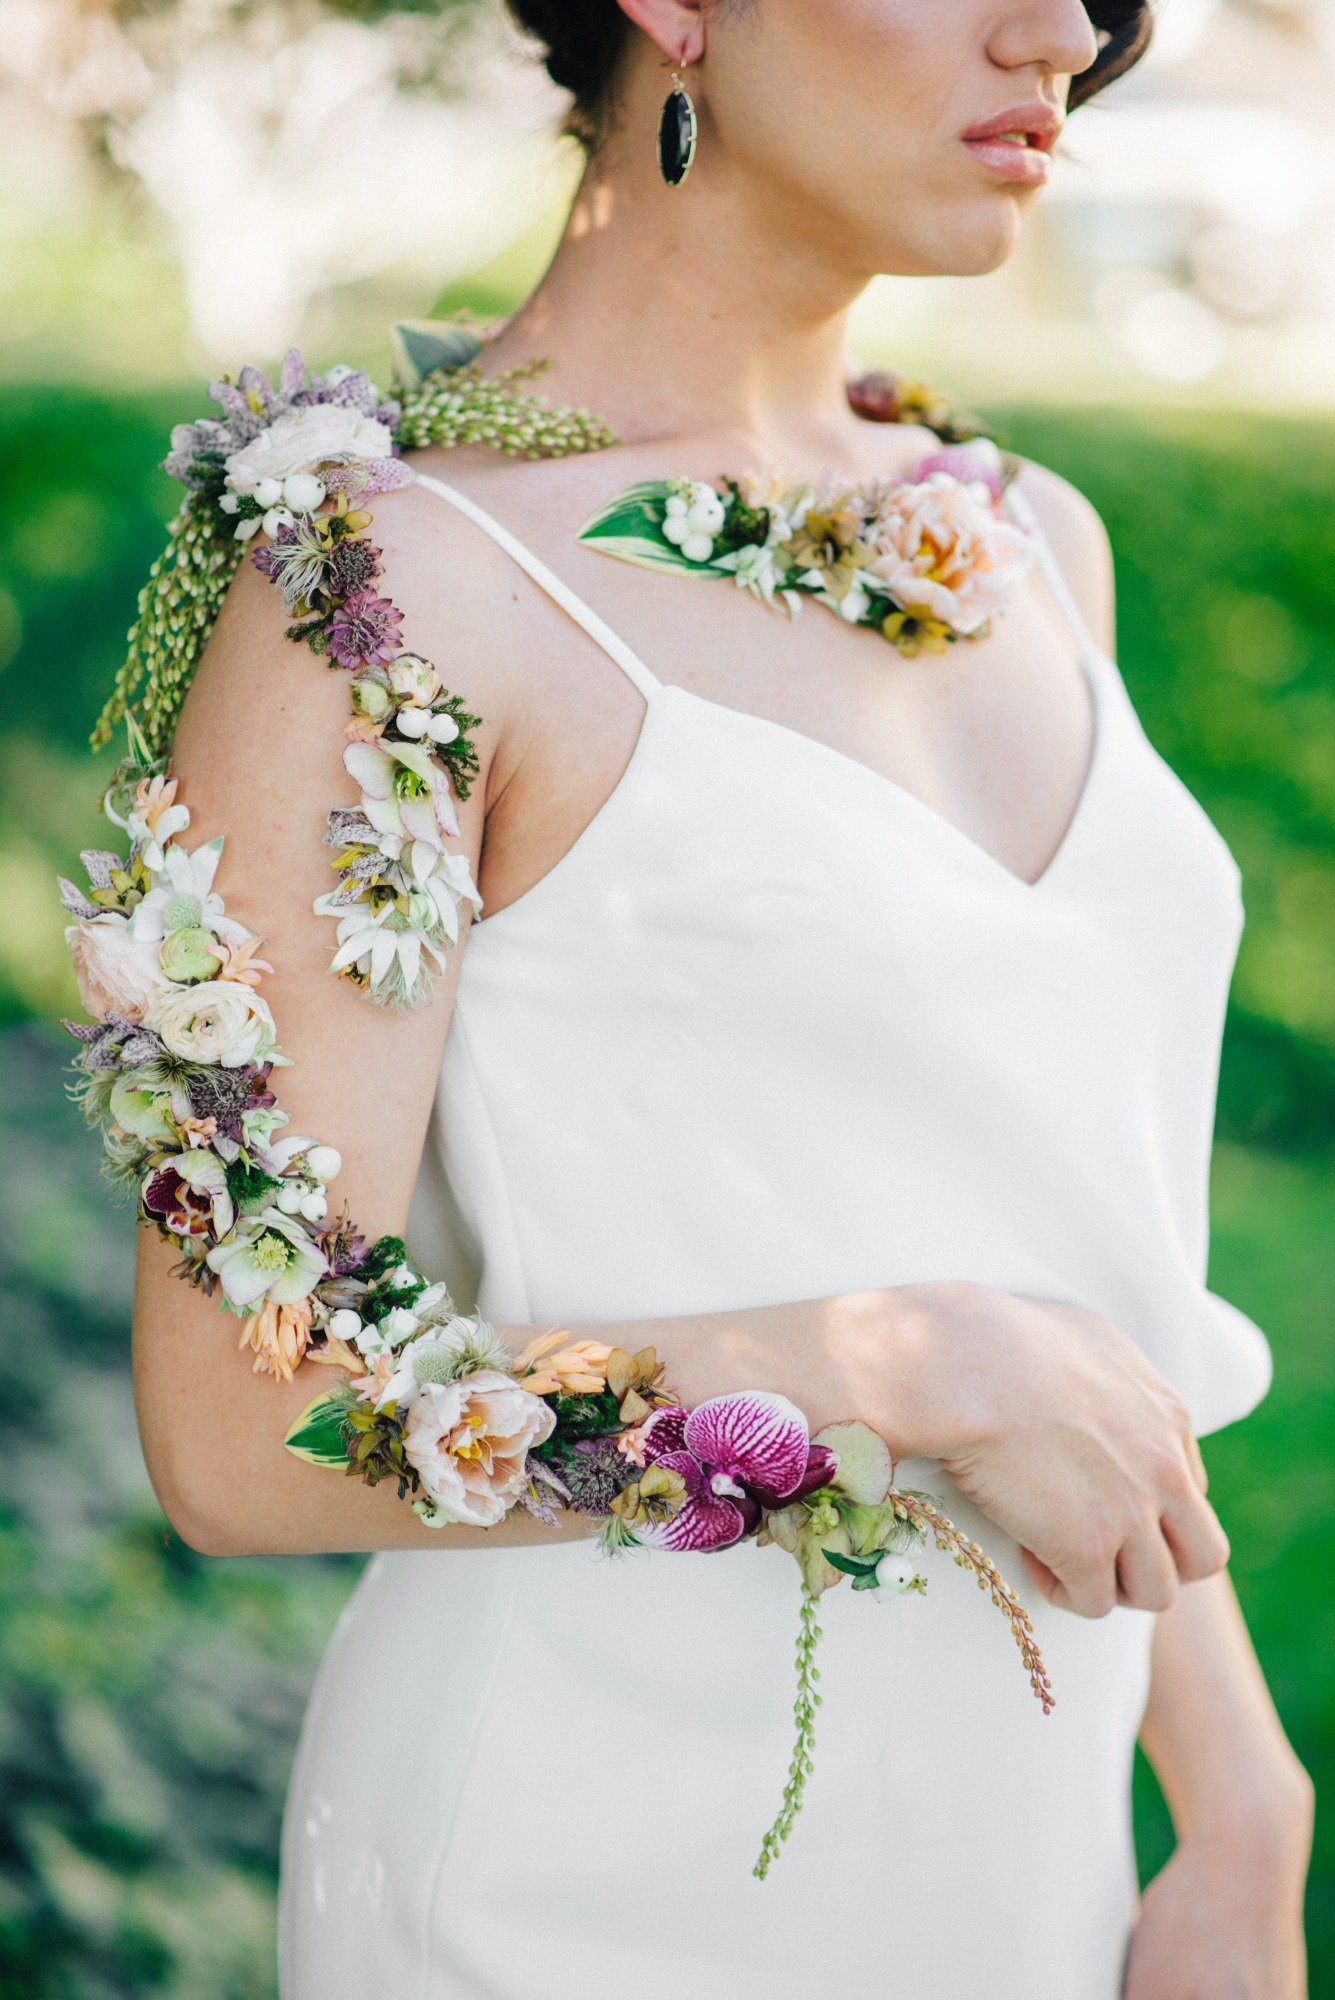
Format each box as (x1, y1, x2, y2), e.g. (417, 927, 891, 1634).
(261, 506, 294, 539)
(328, 1309, 363, 1343)
(276, 1182, 304, 1215)
(218, 493, 239, 515)
(390, 1264, 417, 1289)
(381, 1306, 420, 1344)
(299, 1190, 328, 1222)
(840, 584, 871, 624)
(234, 517, 261, 542)
(395, 706, 430, 738)
(305, 1145, 342, 1181)
(283, 471, 326, 513)
(253, 477, 284, 509)
(681, 533, 715, 563)
(425, 711, 460, 745)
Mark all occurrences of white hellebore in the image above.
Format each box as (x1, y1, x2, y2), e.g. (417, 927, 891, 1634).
(663, 481, 727, 564)
(343, 738, 461, 847)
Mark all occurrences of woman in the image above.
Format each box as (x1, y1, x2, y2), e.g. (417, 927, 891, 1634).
(124, 1, 1312, 1994)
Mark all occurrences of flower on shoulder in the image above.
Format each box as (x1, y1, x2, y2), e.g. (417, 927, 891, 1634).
(239, 1297, 314, 1381)
(223, 404, 397, 499)
(65, 912, 169, 1023)
(326, 589, 405, 672)
(205, 1207, 328, 1311)
(402, 1369, 556, 1528)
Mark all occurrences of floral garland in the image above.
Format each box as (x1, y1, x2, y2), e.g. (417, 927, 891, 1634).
(577, 440, 1036, 658)
(63, 335, 1052, 1873)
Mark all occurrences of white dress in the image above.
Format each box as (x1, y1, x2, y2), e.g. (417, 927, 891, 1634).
(278, 467, 1272, 1999)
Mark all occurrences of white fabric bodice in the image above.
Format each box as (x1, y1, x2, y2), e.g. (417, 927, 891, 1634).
(406, 468, 1271, 1438)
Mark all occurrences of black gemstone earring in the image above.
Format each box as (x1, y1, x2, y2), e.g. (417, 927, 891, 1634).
(657, 68, 698, 186)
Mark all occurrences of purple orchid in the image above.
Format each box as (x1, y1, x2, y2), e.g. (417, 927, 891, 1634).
(637, 1392, 838, 1553)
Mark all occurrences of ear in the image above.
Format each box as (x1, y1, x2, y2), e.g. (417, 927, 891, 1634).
(616, 0, 708, 68)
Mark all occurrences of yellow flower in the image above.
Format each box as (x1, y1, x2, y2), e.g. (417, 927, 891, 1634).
(609, 1462, 687, 1530)
(880, 606, 954, 657)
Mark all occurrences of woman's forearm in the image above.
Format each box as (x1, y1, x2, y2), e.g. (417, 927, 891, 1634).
(1139, 1569, 1313, 1858)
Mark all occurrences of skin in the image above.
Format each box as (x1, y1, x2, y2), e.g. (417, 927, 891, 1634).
(129, 0, 1313, 1988)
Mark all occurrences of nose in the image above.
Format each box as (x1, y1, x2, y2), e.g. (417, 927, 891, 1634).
(988, 0, 1101, 82)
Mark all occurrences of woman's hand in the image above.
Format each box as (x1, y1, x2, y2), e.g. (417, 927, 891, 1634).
(1123, 1827, 1311, 1999)
(830, 1282, 1231, 1617)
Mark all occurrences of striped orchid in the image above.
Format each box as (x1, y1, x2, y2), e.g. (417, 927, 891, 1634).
(636, 1392, 837, 1553)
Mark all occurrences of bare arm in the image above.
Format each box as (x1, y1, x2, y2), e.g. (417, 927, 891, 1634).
(1124, 1571, 1313, 1998)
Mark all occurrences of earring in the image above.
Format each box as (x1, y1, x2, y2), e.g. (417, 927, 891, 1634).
(658, 68, 698, 186)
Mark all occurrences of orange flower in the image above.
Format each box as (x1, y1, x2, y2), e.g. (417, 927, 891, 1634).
(616, 1425, 649, 1468)
(135, 773, 180, 836)
(239, 1299, 313, 1381)
(213, 934, 274, 989)
(511, 1327, 613, 1396)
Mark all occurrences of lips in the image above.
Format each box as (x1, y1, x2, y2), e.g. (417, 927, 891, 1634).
(961, 100, 1063, 185)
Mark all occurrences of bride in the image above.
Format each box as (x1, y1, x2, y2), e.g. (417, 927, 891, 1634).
(117, 1, 1311, 1994)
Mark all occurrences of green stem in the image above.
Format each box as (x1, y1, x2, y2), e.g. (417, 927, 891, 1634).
(752, 1582, 823, 1880)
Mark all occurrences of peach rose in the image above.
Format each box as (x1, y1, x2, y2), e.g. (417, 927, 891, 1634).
(403, 1369, 556, 1527)
(867, 471, 1033, 636)
(65, 913, 169, 1022)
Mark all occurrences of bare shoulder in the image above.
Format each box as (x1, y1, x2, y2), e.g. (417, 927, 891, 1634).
(1009, 456, 1117, 657)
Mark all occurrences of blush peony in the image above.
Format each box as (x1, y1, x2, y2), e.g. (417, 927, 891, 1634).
(867, 471, 1034, 636)
(66, 914, 169, 1022)
(403, 1369, 556, 1527)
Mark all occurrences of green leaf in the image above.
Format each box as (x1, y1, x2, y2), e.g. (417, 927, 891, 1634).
(283, 1389, 354, 1468)
(820, 1547, 880, 1579)
(390, 319, 483, 388)
(577, 482, 707, 577)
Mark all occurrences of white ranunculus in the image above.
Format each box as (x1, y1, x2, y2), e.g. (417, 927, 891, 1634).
(66, 914, 169, 1023)
(224, 406, 395, 496)
(145, 979, 278, 1068)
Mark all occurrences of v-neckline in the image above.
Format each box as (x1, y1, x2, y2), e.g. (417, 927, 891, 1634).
(657, 639, 1108, 897)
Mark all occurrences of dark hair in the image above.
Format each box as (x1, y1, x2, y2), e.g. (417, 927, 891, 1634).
(506, 2, 1152, 147)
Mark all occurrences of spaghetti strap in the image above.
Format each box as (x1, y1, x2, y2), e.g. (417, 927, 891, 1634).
(410, 469, 664, 703)
(1004, 477, 1107, 667)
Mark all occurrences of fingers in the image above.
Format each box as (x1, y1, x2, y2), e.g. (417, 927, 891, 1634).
(1161, 1487, 1230, 1582)
(1115, 1524, 1179, 1612)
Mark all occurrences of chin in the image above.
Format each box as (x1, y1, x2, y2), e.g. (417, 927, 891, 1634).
(871, 197, 1027, 281)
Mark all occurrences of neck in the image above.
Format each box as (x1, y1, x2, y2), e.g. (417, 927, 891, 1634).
(486, 141, 873, 461)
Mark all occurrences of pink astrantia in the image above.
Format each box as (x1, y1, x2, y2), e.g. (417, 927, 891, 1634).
(326, 590, 405, 671)
(637, 1392, 838, 1552)
(909, 437, 1006, 505)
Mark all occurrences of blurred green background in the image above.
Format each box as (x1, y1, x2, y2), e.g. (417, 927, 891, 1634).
(1, 383, 1332, 1996)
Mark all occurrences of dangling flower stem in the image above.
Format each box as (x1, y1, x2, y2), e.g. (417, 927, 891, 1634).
(753, 1582, 823, 1879)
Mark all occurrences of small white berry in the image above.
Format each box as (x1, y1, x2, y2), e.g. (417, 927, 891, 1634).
(305, 1145, 342, 1181)
(662, 515, 689, 547)
(276, 1183, 304, 1215)
(261, 506, 294, 539)
(299, 1190, 328, 1222)
(283, 471, 326, 512)
(425, 711, 460, 745)
(252, 477, 284, 509)
(681, 533, 715, 563)
(328, 1309, 363, 1342)
(395, 706, 430, 739)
